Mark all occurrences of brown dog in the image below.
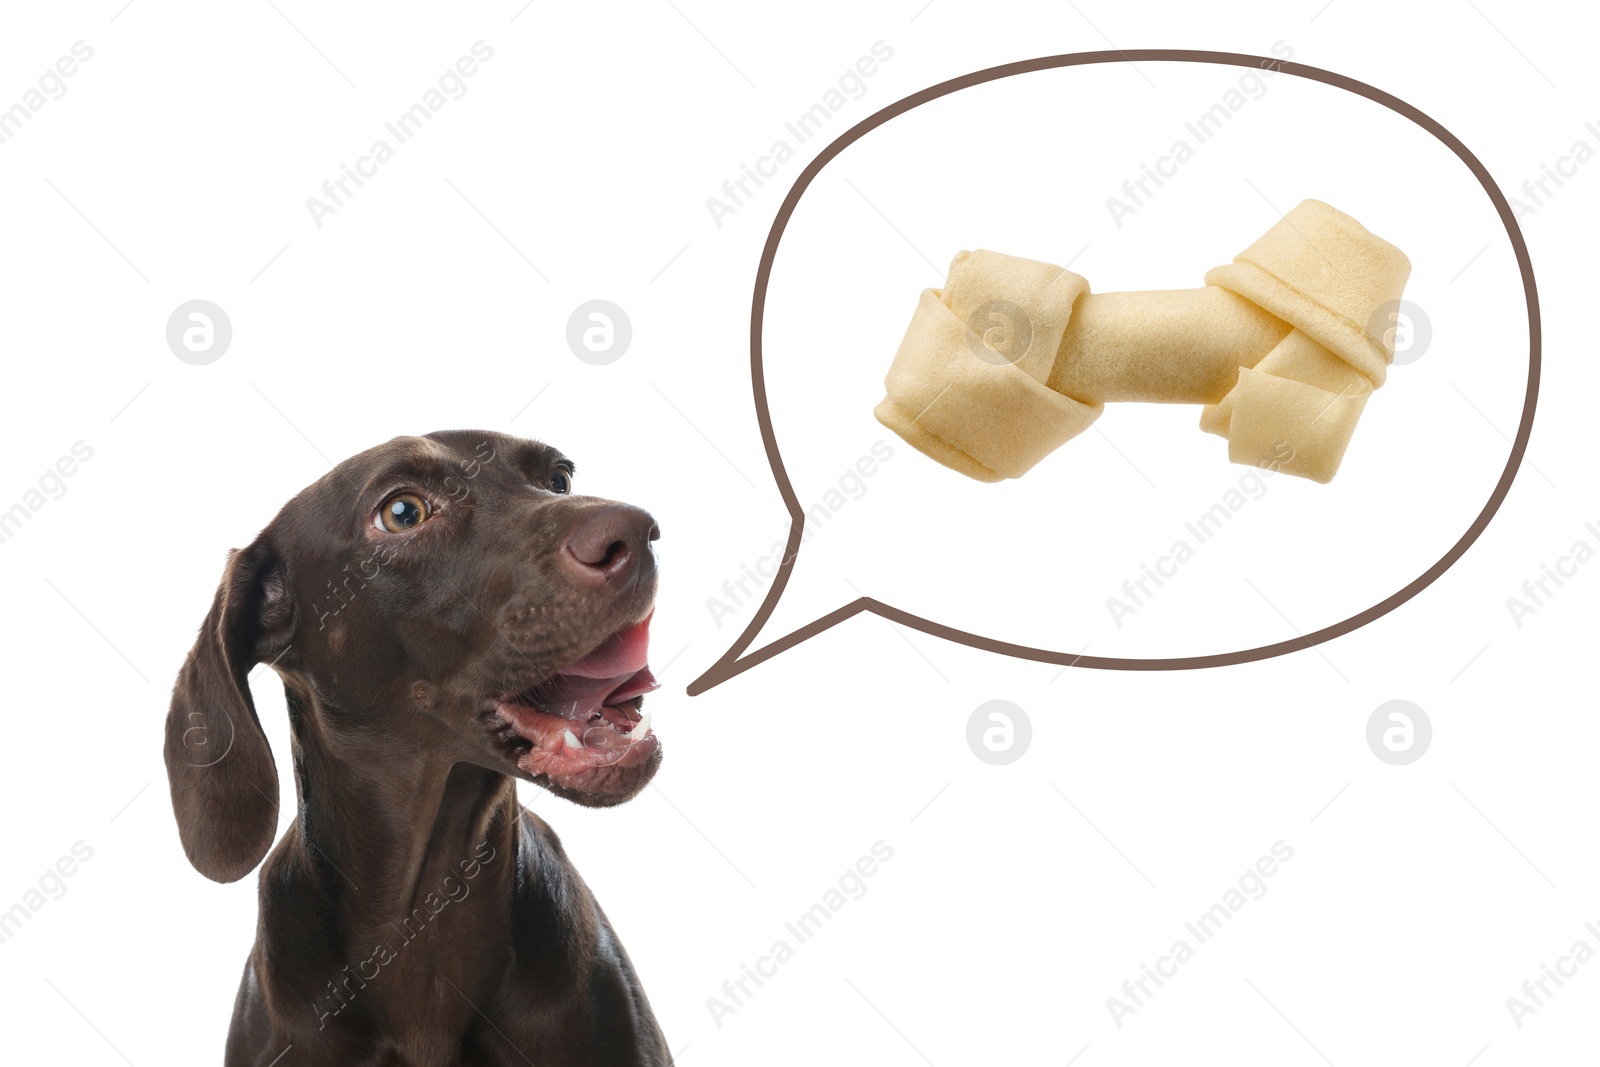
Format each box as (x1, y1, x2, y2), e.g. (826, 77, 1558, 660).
(164, 430, 670, 1066)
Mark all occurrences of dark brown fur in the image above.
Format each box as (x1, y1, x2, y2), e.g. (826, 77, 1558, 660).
(164, 431, 669, 1066)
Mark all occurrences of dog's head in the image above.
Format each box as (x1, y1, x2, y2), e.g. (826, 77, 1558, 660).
(163, 430, 662, 882)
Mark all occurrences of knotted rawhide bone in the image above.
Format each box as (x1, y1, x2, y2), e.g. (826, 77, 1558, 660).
(873, 199, 1412, 483)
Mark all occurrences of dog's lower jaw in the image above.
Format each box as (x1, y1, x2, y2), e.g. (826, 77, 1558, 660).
(530, 741, 666, 808)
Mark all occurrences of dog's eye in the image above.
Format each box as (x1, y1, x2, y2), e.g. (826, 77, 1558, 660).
(550, 471, 572, 495)
(376, 493, 431, 532)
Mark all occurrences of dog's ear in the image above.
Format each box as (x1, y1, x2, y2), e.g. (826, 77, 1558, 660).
(164, 541, 292, 883)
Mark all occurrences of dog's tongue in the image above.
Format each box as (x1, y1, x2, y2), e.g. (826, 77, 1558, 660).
(531, 615, 656, 717)
(561, 613, 651, 679)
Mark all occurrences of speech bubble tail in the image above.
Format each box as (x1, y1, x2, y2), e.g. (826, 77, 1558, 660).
(687, 597, 875, 695)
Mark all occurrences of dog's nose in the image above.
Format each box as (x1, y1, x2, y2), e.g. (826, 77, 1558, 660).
(564, 504, 660, 589)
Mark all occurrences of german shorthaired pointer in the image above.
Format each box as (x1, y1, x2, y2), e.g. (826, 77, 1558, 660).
(164, 431, 670, 1066)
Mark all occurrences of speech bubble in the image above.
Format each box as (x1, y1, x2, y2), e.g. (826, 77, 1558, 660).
(687, 50, 1540, 696)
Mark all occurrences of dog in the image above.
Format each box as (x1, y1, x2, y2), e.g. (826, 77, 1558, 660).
(163, 430, 670, 1066)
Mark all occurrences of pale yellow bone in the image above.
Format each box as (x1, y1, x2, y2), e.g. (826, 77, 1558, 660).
(872, 199, 1411, 483)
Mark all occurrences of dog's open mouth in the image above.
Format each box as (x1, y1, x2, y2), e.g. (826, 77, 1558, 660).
(493, 612, 660, 778)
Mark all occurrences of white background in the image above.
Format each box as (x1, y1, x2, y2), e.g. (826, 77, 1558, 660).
(0, 2, 1592, 1065)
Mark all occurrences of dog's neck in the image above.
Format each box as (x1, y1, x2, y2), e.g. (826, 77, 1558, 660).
(284, 689, 523, 976)
(255, 686, 610, 1054)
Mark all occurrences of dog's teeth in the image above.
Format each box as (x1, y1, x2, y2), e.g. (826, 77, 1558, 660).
(563, 729, 584, 749)
(631, 713, 651, 740)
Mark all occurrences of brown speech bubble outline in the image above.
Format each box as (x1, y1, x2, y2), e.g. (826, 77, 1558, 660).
(686, 49, 1540, 697)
